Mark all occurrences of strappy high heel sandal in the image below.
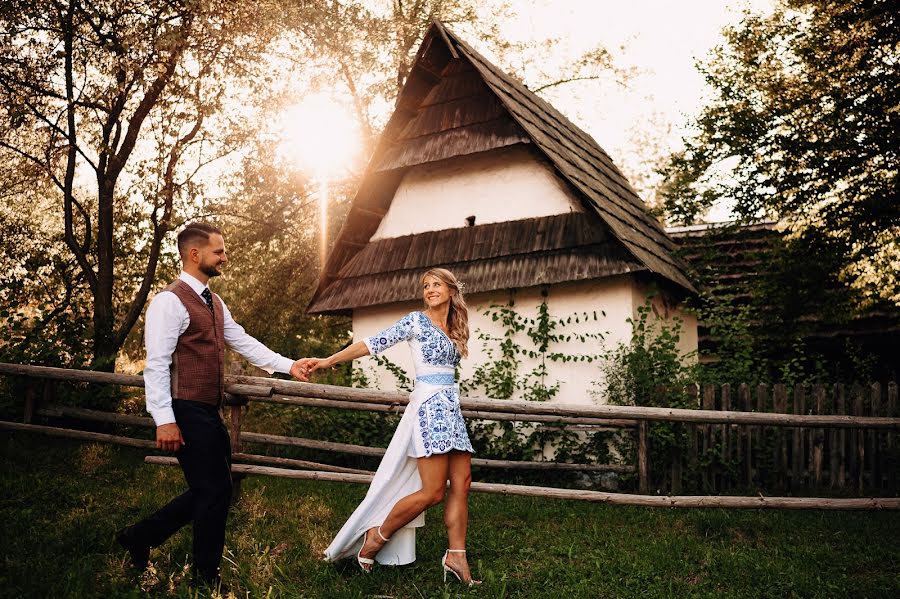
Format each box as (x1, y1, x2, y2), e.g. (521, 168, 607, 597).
(441, 549, 482, 586)
(356, 526, 390, 573)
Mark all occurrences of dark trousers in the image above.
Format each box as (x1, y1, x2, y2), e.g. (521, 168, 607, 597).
(128, 399, 233, 581)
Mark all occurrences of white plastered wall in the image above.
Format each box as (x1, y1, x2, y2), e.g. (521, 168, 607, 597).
(351, 276, 698, 405)
(370, 145, 582, 239)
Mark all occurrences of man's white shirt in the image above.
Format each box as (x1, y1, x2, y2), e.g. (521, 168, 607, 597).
(143, 272, 294, 426)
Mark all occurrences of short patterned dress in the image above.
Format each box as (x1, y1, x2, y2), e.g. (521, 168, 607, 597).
(364, 311, 475, 458)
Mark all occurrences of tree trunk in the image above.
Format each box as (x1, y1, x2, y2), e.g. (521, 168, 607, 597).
(91, 182, 117, 371)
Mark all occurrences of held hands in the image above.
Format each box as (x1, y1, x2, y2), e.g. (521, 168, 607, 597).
(290, 358, 313, 382)
(156, 423, 184, 452)
(289, 357, 330, 381)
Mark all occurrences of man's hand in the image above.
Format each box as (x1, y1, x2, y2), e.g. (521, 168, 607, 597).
(156, 423, 185, 452)
(290, 358, 314, 382)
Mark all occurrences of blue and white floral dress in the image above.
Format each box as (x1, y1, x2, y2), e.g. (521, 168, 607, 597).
(323, 311, 474, 566)
(364, 311, 474, 458)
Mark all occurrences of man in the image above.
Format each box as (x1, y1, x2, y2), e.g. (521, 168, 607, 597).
(116, 222, 309, 589)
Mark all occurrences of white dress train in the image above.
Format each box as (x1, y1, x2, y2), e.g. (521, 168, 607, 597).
(323, 311, 474, 565)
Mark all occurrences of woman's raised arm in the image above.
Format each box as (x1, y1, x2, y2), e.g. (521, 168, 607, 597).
(307, 341, 371, 375)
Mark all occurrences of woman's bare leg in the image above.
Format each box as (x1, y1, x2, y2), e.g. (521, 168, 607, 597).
(443, 451, 477, 581)
(357, 453, 449, 567)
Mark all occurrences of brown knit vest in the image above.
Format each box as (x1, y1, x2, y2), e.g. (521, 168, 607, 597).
(166, 280, 226, 406)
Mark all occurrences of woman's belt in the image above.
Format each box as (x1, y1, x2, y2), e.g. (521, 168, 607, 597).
(416, 373, 455, 385)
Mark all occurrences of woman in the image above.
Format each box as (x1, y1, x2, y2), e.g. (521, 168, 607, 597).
(307, 268, 480, 585)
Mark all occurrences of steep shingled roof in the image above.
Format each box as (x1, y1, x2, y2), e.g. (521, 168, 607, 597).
(308, 22, 695, 314)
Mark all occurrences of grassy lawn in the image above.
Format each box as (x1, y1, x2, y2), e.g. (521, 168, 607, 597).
(1, 432, 898, 598)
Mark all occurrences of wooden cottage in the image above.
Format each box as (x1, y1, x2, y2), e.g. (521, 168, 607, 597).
(670, 221, 900, 380)
(308, 22, 698, 404)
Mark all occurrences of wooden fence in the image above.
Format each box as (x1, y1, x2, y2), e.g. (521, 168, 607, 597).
(660, 382, 900, 496)
(1, 362, 899, 510)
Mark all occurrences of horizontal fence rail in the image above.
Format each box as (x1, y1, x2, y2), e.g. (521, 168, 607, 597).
(22, 405, 632, 474)
(145, 456, 900, 511)
(4, 363, 898, 428)
(2, 362, 898, 504)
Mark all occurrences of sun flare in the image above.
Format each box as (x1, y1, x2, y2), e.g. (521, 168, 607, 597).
(276, 92, 361, 180)
(275, 92, 361, 269)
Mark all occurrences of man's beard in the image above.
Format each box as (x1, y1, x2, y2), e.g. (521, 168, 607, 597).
(200, 263, 221, 278)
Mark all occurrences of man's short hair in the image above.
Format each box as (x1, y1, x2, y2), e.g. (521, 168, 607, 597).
(177, 222, 222, 259)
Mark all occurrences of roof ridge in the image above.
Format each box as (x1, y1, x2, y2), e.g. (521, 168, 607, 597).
(444, 28, 665, 234)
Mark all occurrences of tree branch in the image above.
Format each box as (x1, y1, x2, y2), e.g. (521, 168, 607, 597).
(106, 13, 192, 181)
(533, 75, 604, 94)
(0, 79, 99, 172)
(61, 0, 97, 295)
(0, 141, 65, 191)
(115, 77, 207, 347)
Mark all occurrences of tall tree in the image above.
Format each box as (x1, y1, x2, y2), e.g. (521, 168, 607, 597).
(0, 0, 281, 369)
(661, 0, 900, 304)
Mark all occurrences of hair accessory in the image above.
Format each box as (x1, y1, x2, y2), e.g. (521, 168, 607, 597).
(456, 281, 466, 294)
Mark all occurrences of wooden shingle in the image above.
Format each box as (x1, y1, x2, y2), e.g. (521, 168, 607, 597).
(308, 22, 695, 314)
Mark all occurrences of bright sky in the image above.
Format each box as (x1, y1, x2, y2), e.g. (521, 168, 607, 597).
(494, 0, 776, 220)
(504, 0, 774, 144)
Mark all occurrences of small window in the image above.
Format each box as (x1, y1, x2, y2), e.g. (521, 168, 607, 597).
(465, 215, 476, 227)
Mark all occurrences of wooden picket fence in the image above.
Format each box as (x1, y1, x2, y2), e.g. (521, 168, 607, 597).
(658, 382, 900, 496)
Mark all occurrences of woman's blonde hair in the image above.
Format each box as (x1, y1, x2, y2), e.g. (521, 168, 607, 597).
(421, 268, 469, 358)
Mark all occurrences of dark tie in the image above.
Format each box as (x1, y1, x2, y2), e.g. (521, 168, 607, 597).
(201, 288, 213, 311)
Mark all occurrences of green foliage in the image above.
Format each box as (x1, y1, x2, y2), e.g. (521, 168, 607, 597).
(462, 299, 604, 402)
(692, 298, 766, 387)
(455, 299, 608, 477)
(661, 0, 900, 304)
(370, 355, 412, 392)
(0, 196, 94, 369)
(598, 296, 698, 492)
(600, 297, 697, 408)
(677, 224, 891, 386)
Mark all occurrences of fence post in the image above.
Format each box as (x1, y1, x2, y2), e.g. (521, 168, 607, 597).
(852, 385, 865, 493)
(23, 380, 37, 423)
(792, 384, 804, 492)
(43, 380, 56, 408)
(228, 361, 246, 503)
(720, 383, 731, 491)
(812, 384, 825, 490)
(870, 383, 882, 492)
(657, 384, 681, 495)
(888, 382, 897, 494)
(755, 384, 768, 487)
(773, 384, 788, 493)
(686, 383, 699, 491)
(835, 384, 846, 490)
(738, 384, 751, 488)
(701, 385, 715, 491)
(638, 421, 649, 494)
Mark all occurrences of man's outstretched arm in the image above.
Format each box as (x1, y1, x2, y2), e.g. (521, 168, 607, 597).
(220, 299, 309, 381)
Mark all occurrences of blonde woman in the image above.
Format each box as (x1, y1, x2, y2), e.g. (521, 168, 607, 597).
(308, 268, 480, 585)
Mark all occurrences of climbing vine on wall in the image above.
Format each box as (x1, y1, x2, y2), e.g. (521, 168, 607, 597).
(461, 297, 606, 402)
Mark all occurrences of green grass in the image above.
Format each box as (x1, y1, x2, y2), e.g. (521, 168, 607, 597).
(1, 432, 899, 598)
